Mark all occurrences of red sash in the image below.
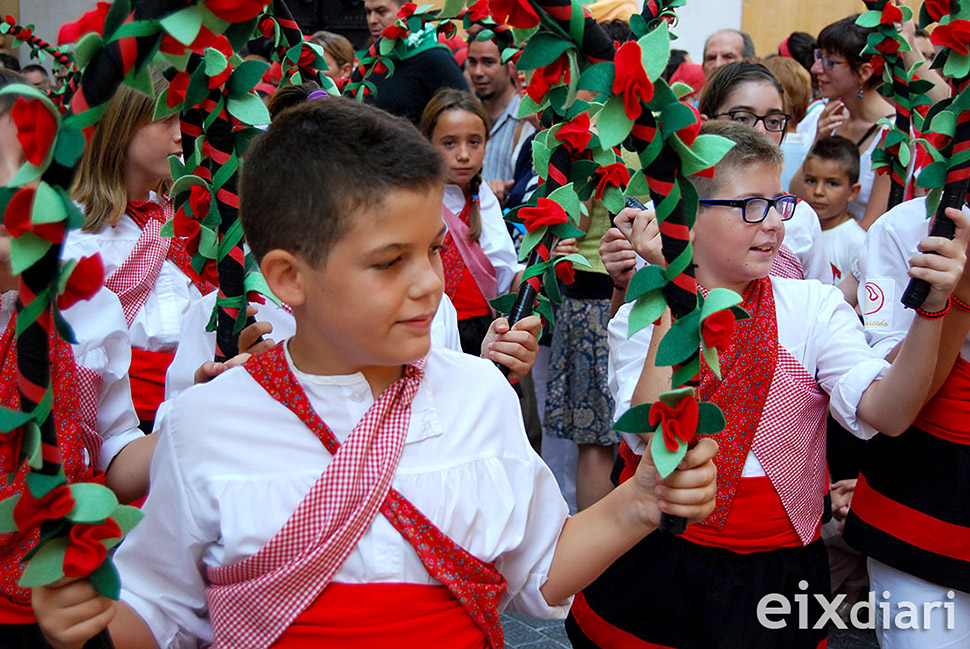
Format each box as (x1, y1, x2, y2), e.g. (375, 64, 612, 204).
(441, 200, 497, 320)
(272, 583, 488, 649)
(913, 357, 970, 444)
(0, 316, 94, 613)
(205, 345, 506, 649)
(128, 348, 175, 422)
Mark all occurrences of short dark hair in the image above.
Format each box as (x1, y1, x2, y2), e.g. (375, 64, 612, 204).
(240, 98, 444, 265)
(817, 15, 880, 88)
(599, 19, 635, 45)
(698, 61, 789, 121)
(806, 136, 861, 185)
(704, 29, 756, 61)
(692, 120, 784, 199)
(0, 53, 19, 71)
(267, 81, 322, 121)
(0, 68, 29, 114)
(21, 64, 48, 77)
(784, 32, 816, 73)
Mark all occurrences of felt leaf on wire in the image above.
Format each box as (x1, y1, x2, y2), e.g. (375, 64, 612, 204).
(655, 309, 701, 366)
(626, 265, 666, 302)
(597, 94, 634, 149)
(489, 292, 518, 315)
(627, 290, 667, 337)
(226, 93, 271, 126)
(19, 536, 69, 588)
(65, 483, 119, 523)
(160, 4, 204, 46)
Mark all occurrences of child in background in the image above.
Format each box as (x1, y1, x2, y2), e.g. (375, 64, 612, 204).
(568, 120, 970, 649)
(34, 97, 717, 649)
(421, 88, 522, 355)
(66, 72, 213, 433)
(799, 136, 865, 286)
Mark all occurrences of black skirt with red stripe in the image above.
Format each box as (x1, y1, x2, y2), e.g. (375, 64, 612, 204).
(842, 425, 970, 593)
(565, 530, 830, 649)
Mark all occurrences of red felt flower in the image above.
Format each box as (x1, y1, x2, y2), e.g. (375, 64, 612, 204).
(298, 43, 317, 68)
(554, 260, 575, 284)
(57, 1, 110, 45)
(870, 55, 887, 77)
(382, 24, 408, 40)
(593, 162, 631, 198)
(875, 37, 901, 56)
(613, 42, 654, 120)
(0, 429, 22, 474)
(932, 19, 970, 57)
(517, 197, 569, 232)
(691, 166, 716, 179)
(675, 104, 702, 146)
(4, 187, 67, 244)
(374, 61, 389, 75)
(489, 0, 539, 29)
(58, 255, 105, 310)
(167, 71, 191, 109)
(649, 395, 699, 452)
(526, 54, 570, 102)
(398, 2, 418, 18)
(18, 27, 32, 43)
(188, 184, 211, 222)
(554, 113, 593, 154)
(925, 0, 950, 23)
(701, 308, 736, 353)
(62, 518, 123, 578)
(880, 2, 903, 25)
(12, 97, 57, 167)
(468, 0, 491, 21)
(12, 484, 75, 531)
(259, 17, 276, 39)
(201, 260, 220, 286)
(159, 25, 221, 56)
(3, 15, 14, 27)
(204, 0, 269, 23)
(207, 35, 235, 89)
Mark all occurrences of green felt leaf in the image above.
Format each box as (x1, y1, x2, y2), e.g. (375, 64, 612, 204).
(533, 293, 555, 330)
(73, 32, 103, 71)
(228, 59, 270, 96)
(518, 227, 547, 261)
(23, 421, 42, 470)
(532, 137, 552, 179)
(31, 182, 66, 225)
(442, 0, 465, 17)
(564, 51, 580, 111)
(660, 101, 696, 136)
(66, 483, 119, 523)
(53, 124, 86, 169)
(89, 558, 122, 600)
(546, 183, 580, 221)
(243, 270, 282, 307)
(638, 22, 670, 82)
(102, 0, 130, 40)
(645, 78, 679, 112)
(170, 174, 210, 199)
(205, 48, 229, 79)
(627, 290, 666, 337)
(108, 504, 144, 540)
(626, 265, 666, 302)
(489, 292, 518, 315)
(0, 405, 32, 433)
(917, 161, 948, 189)
(0, 494, 17, 533)
(516, 33, 573, 71)
(702, 343, 721, 379)
(549, 221, 586, 240)
(543, 265, 562, 303)
(227, 94, 271, 126)
(613, 403, 657, 434)
(898, 141, 911, 168)
(597, 95, 634, 149)
(697, 402, 726, 436)
(625, 169, 649, 198)
(558, 252, 592, 268)
(672, 134, 734, 176)
(629, 12, 647, 38)
(18, 537, 68, 587)
(657, 386, 695, 408)
(10, 232, 52, 276)
(159, 219, 175, 238)
(161, 5, 203, 46)
(651, 425, 688, 478)
(930, 109, 957, 137)
(699, 287, 742, 322)
(655, 310, 701, 366)
(855, 10, 882, 28)
(669, 81, 693, 100)
(603, 186, 625, 214)
(591, 144, 619, 166)
(578, 62, 615, 95)
(25, 470, 65, 501)
(945, 52, 970, 80)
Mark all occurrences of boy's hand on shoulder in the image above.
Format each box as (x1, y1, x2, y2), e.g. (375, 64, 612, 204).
(631, 436, 718, 528)
(909, 206, 970, 312)
(33, 578, 116, 649)
(482, 315, 541, 383)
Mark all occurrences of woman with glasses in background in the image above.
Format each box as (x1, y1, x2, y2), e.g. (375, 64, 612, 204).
(789, 15, 894, 229)
(698, 61, 830, 282)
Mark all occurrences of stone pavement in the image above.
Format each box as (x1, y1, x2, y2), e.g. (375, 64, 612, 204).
(501, 613, 881, 648)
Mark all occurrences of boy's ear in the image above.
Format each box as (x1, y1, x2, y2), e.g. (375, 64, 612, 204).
(260, 250, 308, 307)
(848, 182, 862, 203)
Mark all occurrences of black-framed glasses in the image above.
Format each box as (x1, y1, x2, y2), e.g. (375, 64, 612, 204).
(813, 49, 850, 73)
(713, 110, 790, 133)
(698, 195, 798, 223)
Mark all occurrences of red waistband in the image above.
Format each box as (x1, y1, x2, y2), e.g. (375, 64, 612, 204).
(914, 357, 970, 444)
(451, 272, 491, 320)
(683, 476, 809, 553)
(0, 595, 36, 625)
(270, 583, 488, 649)
(129, 348, 175, 421)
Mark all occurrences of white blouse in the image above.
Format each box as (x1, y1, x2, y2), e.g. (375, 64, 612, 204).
(786, 200, 830, 283)
(117, 346, 570, 649)
(63, 210, 207, 352)
(443, 182, 523, 295)
(856, 196, 970, 363)
(0, 288, 142, 471)
(608, 276, 891, 469)
(164, 293, 462, 400)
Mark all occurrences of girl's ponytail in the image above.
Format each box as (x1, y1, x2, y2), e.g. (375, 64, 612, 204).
(467, 172, 483, 242)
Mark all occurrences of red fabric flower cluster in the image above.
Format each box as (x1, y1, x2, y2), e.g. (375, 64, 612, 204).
(398, 2, 418, 18)
(875, 37, 901, 56)
(205, 0, 269, 23)
(649, 395, 699, 452)
(701, 309, 736, 353)
(526, 54, 570, 102)
(880, 3, 903, 25)
(167, 71, 192, 109)
(467, 0, 491, 22)
(62, 518, 123, 578)
(57, 1, 110, 45)
(4, 188, 66, 244)
(554, 113, 592, 153)
(613, 42, 654, 120)
(925, 0, 951, 23)
(489, 0, 540, 29)
(208, 36, 235, 89)
(12, 97, 57, 167)
(517, 197, 569, 232)
(174, 185, 211, 255)
(12, 484, 75, 531)
(932, 19, 970, 56)
(58, 255, 105, 310)
(593, 162, 631, 198)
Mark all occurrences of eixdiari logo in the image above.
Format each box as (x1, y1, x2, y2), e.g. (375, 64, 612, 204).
(757, 582, 957, 631)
